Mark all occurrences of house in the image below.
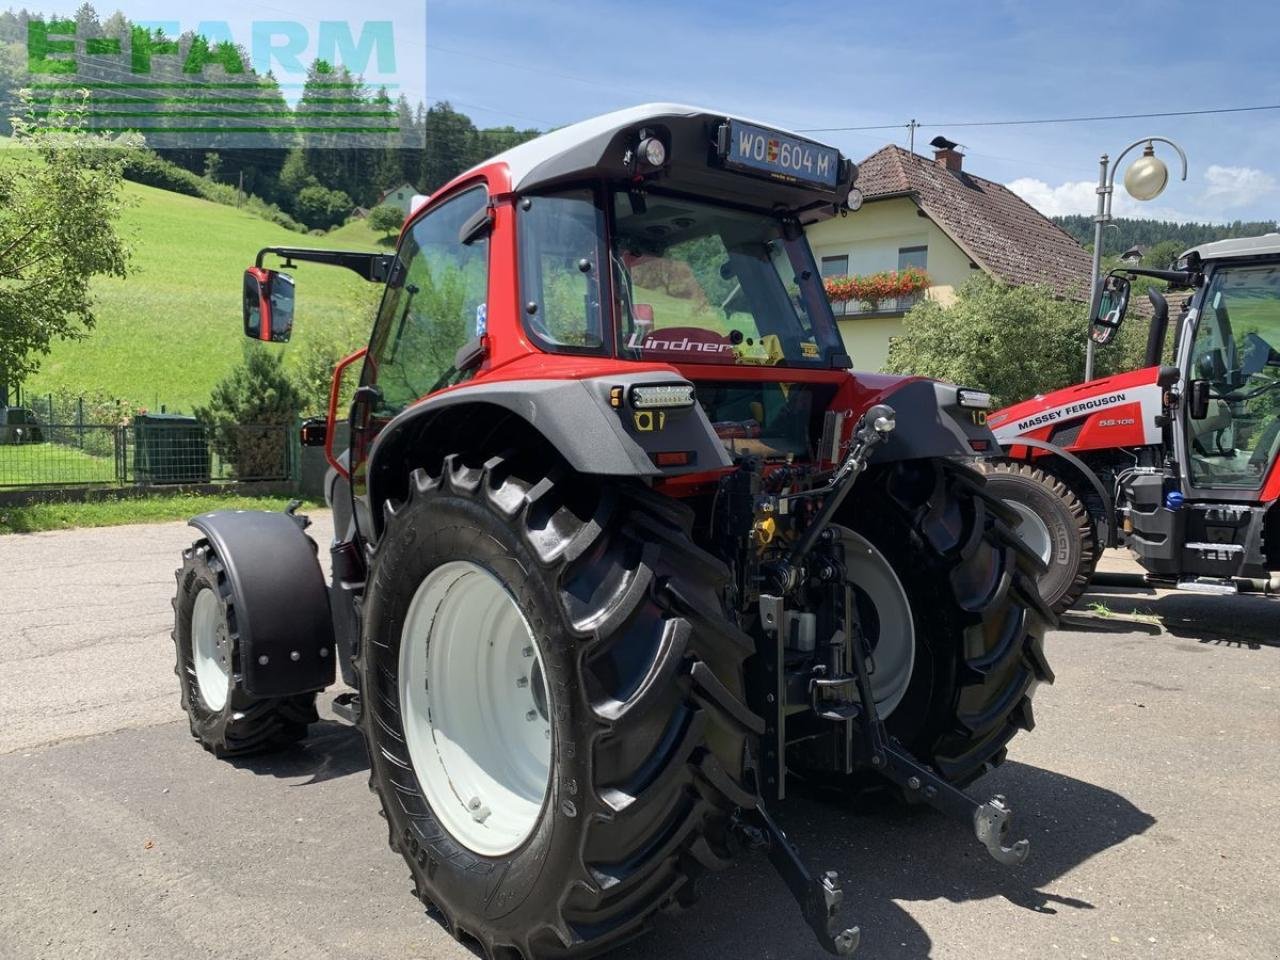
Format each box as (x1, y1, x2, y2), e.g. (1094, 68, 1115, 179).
(376, 182, 421, 215)
(1120, 245, 1146, 264)
(807, 139, 1093, 371)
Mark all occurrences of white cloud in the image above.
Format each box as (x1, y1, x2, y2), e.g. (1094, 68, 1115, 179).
(1202, 165, 1277, 209)
(1006, 177, 1097, 217)
(1007, 176, 1204, 224)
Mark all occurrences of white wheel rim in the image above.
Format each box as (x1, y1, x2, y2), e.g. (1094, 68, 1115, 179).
(191, 586, 231, 712)
(1006, 501, 1054, 567)
(399, 561, 552, 857)
(842, 529, 915, 717)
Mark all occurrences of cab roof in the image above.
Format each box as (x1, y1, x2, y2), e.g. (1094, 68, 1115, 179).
(1183, 233, 1280, 262)
(447, 102, 854, 220)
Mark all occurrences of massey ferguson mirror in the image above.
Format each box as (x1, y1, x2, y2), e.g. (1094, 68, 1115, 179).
(1090, 273, 1131, 345)
(243, 267, 295, 343)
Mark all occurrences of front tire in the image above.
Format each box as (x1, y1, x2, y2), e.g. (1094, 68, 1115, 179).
(358, 454, 760, 959)
(975, 459, 1098, 615)
(171, 540, 318, 756)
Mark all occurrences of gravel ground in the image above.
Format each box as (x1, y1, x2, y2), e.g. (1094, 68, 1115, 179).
(1, 517, 1277, 960)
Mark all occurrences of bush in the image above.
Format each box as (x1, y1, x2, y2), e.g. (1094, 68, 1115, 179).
(885, 276, 1148, 406)
(296, 185, 354, 231)
(369, 203, 404, 238)
(196, 347, 301, 480)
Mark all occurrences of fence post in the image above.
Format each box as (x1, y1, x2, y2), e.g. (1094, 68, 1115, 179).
(77, 397, 85, 449)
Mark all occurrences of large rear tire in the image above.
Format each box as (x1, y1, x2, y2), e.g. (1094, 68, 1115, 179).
(795, 459, 1054, 787)
(358, 454, 760, 959)
(975, 459, 1098, 615)
(171, 540, 318, 757)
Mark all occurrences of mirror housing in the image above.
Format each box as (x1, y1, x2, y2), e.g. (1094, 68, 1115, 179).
(1089, 274, 1131, 346)
(243, 267, 295, 343)
(299, 417, 328, 447)
(1189, 379, 1211, 420)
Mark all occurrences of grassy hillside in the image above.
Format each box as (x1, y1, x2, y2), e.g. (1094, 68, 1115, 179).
(24, 182, 384, 413)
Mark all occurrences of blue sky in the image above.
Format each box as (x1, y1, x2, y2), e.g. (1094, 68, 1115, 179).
(426, 0, 1280, 225)
(30, 1, 1280, 224)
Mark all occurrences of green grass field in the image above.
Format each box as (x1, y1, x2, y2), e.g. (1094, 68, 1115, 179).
(0, 493, 323, 535)
(22, 181, 386, 413)
(0, 442, 116, 486)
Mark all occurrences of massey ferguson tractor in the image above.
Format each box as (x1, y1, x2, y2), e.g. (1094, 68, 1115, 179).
(171, 104, 1051, 958)
(985, 234, 1280, 611)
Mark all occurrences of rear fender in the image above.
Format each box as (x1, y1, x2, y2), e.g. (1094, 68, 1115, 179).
(365, 372, 731, 537)
(866, 380, 997, 463)
(189, 510, 335, 697)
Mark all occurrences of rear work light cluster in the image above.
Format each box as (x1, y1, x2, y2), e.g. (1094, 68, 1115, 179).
(629, 383, 696, 410)
(956, 388, 992, 410)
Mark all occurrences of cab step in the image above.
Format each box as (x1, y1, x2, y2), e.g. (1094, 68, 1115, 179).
(1175, 576, 1238, 596)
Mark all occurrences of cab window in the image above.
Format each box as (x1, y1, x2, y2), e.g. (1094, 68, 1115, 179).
(1187, 264, 1280, 488)
(364, 186, 489, 415)
(517, 190, 607, 352)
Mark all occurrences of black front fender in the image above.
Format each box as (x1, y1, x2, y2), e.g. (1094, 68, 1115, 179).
(189, 510, 335, 697)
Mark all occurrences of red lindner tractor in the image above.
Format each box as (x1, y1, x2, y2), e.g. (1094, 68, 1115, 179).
(172, 104, 1051, 957)
(986, 235, 1280, 611)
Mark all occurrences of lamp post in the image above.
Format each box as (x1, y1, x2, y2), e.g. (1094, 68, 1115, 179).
(1083, 137, 1188, 381)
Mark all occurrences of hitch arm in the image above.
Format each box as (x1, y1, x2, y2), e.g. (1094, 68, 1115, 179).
(742, 804, 861, 956)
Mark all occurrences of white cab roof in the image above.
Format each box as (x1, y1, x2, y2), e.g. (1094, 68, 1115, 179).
(1184, 233, 1280, 262)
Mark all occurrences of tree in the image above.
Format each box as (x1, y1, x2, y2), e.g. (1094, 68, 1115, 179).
(295, 184, 353, 230)
(368, 204, 403, 239)
(0, 93, 131, 395)
(196, 346, 301, 479)
(885, 276, 1146, 406)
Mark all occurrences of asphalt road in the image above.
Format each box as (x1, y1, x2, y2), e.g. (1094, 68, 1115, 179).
(2, 515, 1278, 960)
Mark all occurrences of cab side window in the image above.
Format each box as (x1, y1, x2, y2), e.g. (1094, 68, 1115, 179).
(365, 187, 489, 415)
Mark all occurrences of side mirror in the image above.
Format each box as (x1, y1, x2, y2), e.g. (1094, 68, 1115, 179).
(299, 417, 328, 447)
(1189, 379, 1211, 420)
(1089, 274, 1131, 346)
(243, 267, 295, 343)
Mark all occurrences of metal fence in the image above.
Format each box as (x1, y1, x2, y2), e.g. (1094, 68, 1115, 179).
(0, 421, 297, 489)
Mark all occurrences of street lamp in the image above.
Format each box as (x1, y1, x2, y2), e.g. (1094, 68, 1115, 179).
(1083, 137, 1188, 381)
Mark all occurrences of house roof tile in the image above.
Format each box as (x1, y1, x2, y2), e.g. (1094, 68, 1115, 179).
(855, 145, 1093, 301)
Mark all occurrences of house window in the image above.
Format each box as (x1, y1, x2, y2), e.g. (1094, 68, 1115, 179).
(822, 255, 849, 316)
(896, 245, 928, 310)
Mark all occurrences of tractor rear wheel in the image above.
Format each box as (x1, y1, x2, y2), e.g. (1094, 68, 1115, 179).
(171, 540, 318, 756)
(975, 459, 1098, 615)
(357, 454, 759, 960)
(796, 459, 1054, 788)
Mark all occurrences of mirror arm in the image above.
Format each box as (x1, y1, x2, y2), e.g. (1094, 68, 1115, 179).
(255, 247, 394, 283)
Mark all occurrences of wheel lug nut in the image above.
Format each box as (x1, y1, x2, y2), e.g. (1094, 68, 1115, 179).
(522, 646, 534, 658)
(526, 710, 538, 722)
(516, 676, 528, 688)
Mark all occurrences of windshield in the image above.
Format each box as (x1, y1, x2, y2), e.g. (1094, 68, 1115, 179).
(611, 192, 844, 368)
(1186, 264, 1280, 488)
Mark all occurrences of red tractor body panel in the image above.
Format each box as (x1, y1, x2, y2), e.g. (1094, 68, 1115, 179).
(988, 365, 1165, 456)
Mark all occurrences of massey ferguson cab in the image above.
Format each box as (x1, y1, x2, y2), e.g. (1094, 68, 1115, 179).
(171, 105, 1051, 958)
(987, 234, 1280, 611)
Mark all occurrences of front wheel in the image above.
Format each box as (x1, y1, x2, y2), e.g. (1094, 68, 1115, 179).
(358, 454, 760, 959)
(171, 540, 317, 756)
(975, 459, 1098, 615)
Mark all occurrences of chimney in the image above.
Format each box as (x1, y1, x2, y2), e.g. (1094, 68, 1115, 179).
(929, 135, 963, 172)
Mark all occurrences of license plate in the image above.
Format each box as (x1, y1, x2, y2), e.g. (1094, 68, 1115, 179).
(720, 119, 841, 191)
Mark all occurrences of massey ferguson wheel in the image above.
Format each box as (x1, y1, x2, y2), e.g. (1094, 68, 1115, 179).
(358, 454, 760, 960)
(171, 541, 318, 756)
(975, 459, 1098, 615)
(797, 459, 1054, 788)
